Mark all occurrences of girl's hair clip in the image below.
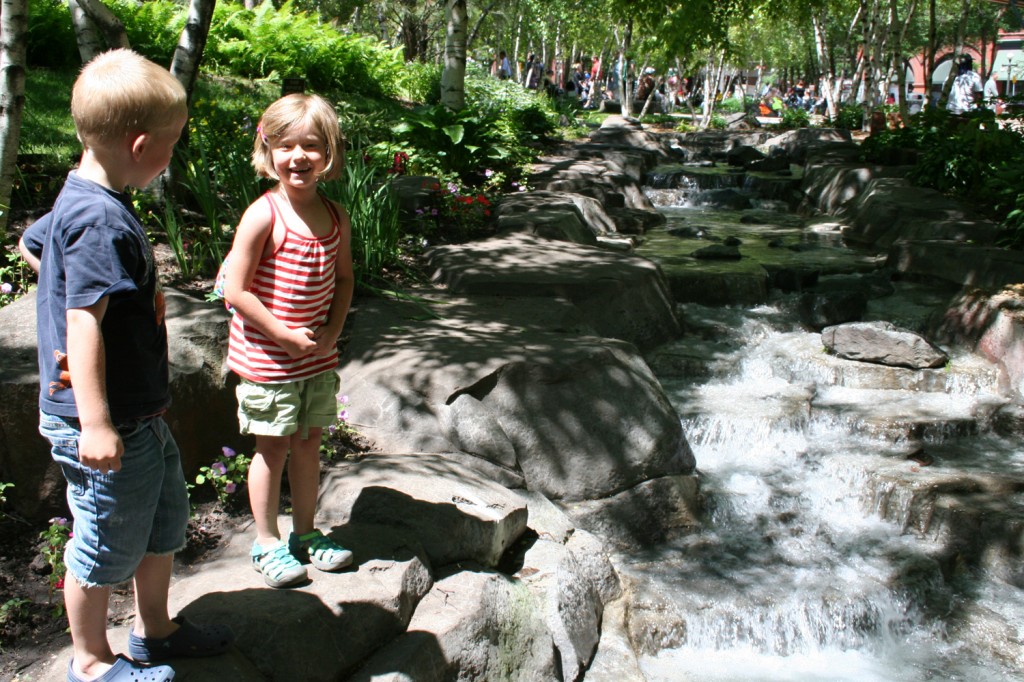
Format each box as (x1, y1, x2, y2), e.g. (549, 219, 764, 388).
(257, 125, 269, 143)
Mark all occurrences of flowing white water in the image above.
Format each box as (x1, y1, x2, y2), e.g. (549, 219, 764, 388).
(620, 190, 1024, 681)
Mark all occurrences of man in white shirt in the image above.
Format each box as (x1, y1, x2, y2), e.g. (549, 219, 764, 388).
(947, 54, 984, 115)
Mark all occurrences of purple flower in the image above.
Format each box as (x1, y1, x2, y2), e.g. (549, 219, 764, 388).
(484, 169, 495, 178)
(447, 182, 460, 195)
(328, 424, 337, 435)
(212, 462, 227, 475)
(50, 517, 67, 526)
(415, 208, 424, 216)
(339, 395, 349, 404)
(431, 208, 438, 216)
(222, 446, 236, 458)
(224, 482, 237, 494)
(338, 410, 349, 421)
(0, 282, 12, 295)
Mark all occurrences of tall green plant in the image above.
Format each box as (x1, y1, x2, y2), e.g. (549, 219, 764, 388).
(323, 155, 400, 287)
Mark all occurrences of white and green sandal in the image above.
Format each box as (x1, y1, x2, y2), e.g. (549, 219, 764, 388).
(288, 529, 353, 572)
(251, 540, 308, 588)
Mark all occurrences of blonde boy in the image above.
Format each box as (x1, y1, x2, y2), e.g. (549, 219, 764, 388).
(20, 49, 231, 682)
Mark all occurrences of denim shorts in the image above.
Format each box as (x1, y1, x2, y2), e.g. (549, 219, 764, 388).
(39, 412, 189, 587)
(236, 370, 340, 439)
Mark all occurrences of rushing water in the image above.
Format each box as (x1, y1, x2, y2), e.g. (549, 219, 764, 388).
(613, 182, 1024, 681)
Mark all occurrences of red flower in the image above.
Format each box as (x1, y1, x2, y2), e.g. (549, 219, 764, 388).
(477, 195, 490, 206)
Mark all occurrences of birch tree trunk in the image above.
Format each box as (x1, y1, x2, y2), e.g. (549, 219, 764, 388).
(169, 0, 215, 102)
(68, 0, 104, 63)
(812, 8, 839, 121)
(440, 0, 467, 111)
(938, 0, 973, 108)
(0, 0, 27, 238)
(72, 0, 129, 51)
(619, 19, 632, 116)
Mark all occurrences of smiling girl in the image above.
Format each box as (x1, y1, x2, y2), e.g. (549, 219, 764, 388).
(223, 94, 355, 588)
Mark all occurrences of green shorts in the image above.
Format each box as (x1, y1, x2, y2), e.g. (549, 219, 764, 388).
(236, 370, 341, 439)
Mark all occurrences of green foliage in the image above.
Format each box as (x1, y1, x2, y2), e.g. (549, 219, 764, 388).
(832, 105, 864, 131)
(399, 62, 443, 105)
(27, 0, 78, 69)
(390, 103, 511, 182)
(0, 248, 33, 308)
(322, 153, 402, 286)
(319, 394, 356, 461)
(195, 447, 252, 505)
(779, 106, 810, 129)
(110, 0, 183, 64)
(0, 482, 11, 510)
(708, 114, 728, 130)
(38, 517, 70, 613)
(409, 180, 498, 245)
(861, 106, 1024, 249)
(206, 1, 404, 99)
(0, 598, 31, 627)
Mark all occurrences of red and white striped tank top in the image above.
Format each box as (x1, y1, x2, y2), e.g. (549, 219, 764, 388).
(227, 193, 341, 383)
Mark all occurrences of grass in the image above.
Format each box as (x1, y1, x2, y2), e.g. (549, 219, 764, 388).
(21, 69, 78, 163)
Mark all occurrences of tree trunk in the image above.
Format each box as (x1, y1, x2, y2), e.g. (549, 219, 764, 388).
(68, 0, 104, 63)
(440, 0, 467, 111)
(72, 0, 129, 51)
(938, 0, 973, 108)
(619, 19, 632, 116)
(170, 0, 215, 102)
(812, 8, 838, 121)
(0, 0, 28, 238)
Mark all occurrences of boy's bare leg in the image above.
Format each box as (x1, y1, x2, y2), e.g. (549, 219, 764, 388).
(65, 576, 116, 678)
(288, 428, 323, 537)
(132, 553, 176, 639)
(249, 435, 290, 544)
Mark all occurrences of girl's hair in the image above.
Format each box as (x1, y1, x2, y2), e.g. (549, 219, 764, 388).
(252, 94, 345, 181)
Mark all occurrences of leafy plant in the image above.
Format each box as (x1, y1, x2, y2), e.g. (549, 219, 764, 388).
(0, 481, 11, 510)
(0, 249, 33, 308)
(195, 446, 252, 505)
(0, 597, 31, 626)
(780, 106, 810, 129)
(320, 394, 356, 460)
(832, 104, 864, 131)
(322, 153, 401, 287)
(39, 517, 71, 613)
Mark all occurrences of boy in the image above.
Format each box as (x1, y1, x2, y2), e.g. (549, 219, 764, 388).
(20, 49, 232, 682)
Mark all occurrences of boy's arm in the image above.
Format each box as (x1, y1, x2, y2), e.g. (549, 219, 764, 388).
(224, 200, 318, 359)
(313, 203, 354, 356)
(66, 298, 124, 473)
(18, 213, 51, 273)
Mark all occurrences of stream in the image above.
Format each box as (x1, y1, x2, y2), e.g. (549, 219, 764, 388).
(611, 168, 1024, 681)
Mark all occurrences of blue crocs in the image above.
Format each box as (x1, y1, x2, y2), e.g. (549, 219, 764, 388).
(128, 615, 234, 663)
(67, 655, 174, 682)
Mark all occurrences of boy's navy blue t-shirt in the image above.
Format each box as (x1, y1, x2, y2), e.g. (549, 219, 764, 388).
(23, 172, 170, 422)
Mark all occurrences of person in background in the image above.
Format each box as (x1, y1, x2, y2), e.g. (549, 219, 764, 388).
(496, 51, 512, 80)
(19, 48, 233, 682)
(947, 54, 984, 115)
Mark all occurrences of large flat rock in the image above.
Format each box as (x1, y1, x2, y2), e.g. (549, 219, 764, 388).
(425, 233, 680, 350)
(338, 293, 694, 503)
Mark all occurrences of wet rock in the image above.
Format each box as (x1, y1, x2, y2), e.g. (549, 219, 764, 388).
(797, 289, 868, 330)
(667, 225, 707, 239)
(767, 266, 819, 293)
(726, 145, 765, 167)
(692, 187, 754, 210)
(692, 244, 741, 260)
(821, 321, 948, 369)
(723, 236, 743, 247)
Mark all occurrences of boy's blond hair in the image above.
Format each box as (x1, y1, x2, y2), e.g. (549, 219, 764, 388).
(252, 94, 345, 182)
(71, 49, 187, 148)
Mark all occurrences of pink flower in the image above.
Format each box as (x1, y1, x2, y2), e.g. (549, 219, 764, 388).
(221, 446, 236, 458)
(224, 482, 237, 494)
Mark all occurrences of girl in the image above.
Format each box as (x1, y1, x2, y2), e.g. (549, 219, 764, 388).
(224, 94, 354, 588)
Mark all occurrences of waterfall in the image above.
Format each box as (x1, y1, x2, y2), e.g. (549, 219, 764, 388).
(619, 188, 1024, 681)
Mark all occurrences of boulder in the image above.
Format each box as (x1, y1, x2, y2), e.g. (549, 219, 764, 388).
(726, 145, 765, 167)
(692, 244, 741, 260)
(425, 233, 681, 350)
(822, 321, 948, 369)
(0, 288, 240, 520)
(496, 190, 617, 243)
(692, 188, 753, 210)
(337, 294, 694, 504)
(797, 289, 867, 331)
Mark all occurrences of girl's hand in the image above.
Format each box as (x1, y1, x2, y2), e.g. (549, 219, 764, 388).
(312, 325, 341, 357)
(280, 326, 318, 358)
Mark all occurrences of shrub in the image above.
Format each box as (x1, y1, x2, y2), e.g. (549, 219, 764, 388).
(27, 0, 79, 69)
(780, 106, 810, 129)
(832, 104, 864, 131)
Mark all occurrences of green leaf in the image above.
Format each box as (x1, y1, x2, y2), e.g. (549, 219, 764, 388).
(442, 125, 465, 144)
